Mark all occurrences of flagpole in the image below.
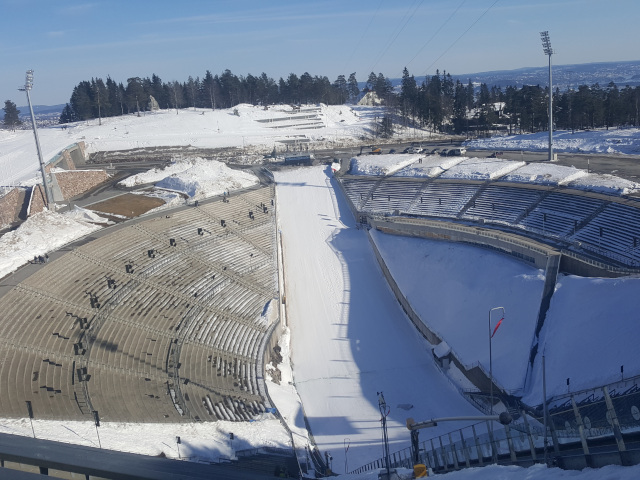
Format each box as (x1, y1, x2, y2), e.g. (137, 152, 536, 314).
(488, 307, 505, 421)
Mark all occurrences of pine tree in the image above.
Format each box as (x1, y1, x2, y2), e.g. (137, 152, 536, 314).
(347, 73, 360, 103)
(3, 100, 22, 130)
(59, 103, 77, 124)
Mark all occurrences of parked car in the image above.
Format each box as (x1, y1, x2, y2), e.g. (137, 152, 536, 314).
(449, 148, 466, 156)
(430, 148, 439, 154)
(439, 149, 449, 156)
(388, 149, 396, 154)
(407, 146, 423, 154)
(488, 151, 504, 158)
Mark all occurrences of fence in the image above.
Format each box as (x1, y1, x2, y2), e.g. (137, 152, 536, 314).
(351, 375, 640, 474)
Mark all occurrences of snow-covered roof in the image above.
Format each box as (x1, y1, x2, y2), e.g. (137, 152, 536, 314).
(500, 162, 587, 186)
(439, 157, 525, 181)
(349, 154, 420, 176)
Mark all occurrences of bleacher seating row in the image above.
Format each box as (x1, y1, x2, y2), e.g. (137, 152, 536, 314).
(0, 186, 277, 422)
(341, 176, 640, 267)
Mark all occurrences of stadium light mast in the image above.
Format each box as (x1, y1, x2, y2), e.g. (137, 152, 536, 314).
(540, 31, 554, 162)
(19, 70, 53, 207)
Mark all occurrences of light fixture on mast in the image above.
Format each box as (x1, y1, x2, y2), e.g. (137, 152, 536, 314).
(19, 70, 54, 208)
(540, 31, 554, 162)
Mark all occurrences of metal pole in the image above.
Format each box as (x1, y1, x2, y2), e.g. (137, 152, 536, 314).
(543, 353, 549, 466)
(94, 424, 102, 449)
(22, 71, 53, 207)
(540, 32, 553, 162)
(548, 51, 553, 161)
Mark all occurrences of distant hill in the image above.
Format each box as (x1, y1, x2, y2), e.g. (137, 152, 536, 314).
(16, 104, 65, 127)
(17, 104, 65, 116)
(387, 60, 640, 91)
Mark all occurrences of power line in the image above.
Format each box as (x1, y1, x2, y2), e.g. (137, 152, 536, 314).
(420, 0, 500, 78)
(404, 0, 466, 71)
(341, 0, 385, 74)
(368, 0, 425, 74)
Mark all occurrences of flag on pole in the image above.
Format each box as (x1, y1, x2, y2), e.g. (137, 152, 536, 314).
(491, 317, 504, 338)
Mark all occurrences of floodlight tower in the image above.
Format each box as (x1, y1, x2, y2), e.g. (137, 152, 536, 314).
(19, 70, 53, 207)
(540, 31, 554, 162)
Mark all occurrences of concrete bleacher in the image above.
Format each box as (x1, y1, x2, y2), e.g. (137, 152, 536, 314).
(569, 202, 640, 266)
(340, 176, 640, 269)
(519, 191, 605, 237)
(407, 182, 480, 218)
(360, 179, 425, 214)
(461, 185, 544, 224)
(0, 186, 278, 423)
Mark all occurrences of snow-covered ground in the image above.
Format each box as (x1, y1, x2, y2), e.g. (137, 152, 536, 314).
(275, 166, 492, 472)
(464, 128, 640, 155)
(2, 107, 640, 477)
(0, 104, 415, 188)
(371, 231, 544, 394)
(0, 208, 104, 279)
(0, 415, 289, 462)
(524, 273, 640, 402)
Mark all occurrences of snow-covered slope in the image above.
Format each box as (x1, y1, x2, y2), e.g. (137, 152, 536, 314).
(0, 105, 387, 187)
(275, 166, 480, 472)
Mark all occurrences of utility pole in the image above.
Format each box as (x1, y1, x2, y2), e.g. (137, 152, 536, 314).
(540, 31, 554, 162)
(19, 70, 53, 208)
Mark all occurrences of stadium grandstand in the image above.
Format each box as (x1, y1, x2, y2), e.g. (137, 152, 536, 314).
(0, 185, 279, 426)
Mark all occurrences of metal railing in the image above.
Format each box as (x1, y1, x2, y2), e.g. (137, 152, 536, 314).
(351, 375, 640, 474)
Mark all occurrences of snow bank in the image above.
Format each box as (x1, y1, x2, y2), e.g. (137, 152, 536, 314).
(0, 209, 104, 279)
(524, 274, 640, 402)
(349, 154, 420, 176)
(440, 157, 525, 181)
(464, 128, 640, 155)
(120, 158, 258, 199)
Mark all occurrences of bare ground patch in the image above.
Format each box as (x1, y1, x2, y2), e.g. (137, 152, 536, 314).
(88, 193, 166, 219)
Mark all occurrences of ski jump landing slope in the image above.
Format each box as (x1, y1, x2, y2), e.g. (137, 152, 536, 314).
(275, 166, 478, 473)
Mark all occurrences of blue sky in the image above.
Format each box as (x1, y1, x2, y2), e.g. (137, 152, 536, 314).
(1, 0, 638, 106)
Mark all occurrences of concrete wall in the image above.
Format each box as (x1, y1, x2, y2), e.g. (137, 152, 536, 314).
(366, 226, 498, 396)
(55, 170, 109, 200)
(29, 184, 47, 215)
(370, 216, 553, 269)
(0, 188, 27, 226)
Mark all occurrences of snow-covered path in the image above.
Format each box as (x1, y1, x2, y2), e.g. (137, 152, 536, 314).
(275, 166, 478, 473)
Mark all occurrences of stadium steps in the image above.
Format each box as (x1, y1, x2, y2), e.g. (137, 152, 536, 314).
(514, 189, 551, 224)
(456, 183, 491, 219)
(572, 200, 610, 234)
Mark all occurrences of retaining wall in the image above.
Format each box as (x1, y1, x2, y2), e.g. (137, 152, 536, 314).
(0, 188, 27, 226)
